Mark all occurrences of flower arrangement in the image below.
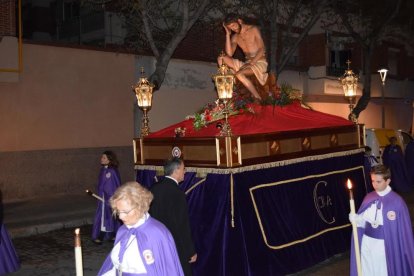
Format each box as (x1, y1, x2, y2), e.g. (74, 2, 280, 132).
(188, 98, 253, 130)
(263, 82, 302, 106)
(187, 82, 303, 131)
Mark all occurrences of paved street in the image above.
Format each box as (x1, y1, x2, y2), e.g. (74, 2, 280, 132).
(5, 191, 414, 275)
(8, 223, 350, 276)
(9, 225, 111, 276)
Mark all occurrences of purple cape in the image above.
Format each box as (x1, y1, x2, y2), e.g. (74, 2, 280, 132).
(92, 166, 121, 240)
(350, 190, 414, 276)
(98, 216, 184, 276)
(0, 224, 20, 275)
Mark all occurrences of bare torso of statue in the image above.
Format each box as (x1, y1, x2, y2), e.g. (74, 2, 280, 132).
(218, 15, 268, 100)
(231, 25, 265, 59)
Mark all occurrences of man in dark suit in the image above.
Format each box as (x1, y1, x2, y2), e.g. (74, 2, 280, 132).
(149, 157, 197, 276)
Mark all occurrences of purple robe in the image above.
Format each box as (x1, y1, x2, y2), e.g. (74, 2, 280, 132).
(92, 166, 121, 240)
(0, 224, 20, 275)
(405, 140, 414, 187)
(98, 216, 184, 276)
(382, 144, 411, 192)
(350, 190, 414, 276)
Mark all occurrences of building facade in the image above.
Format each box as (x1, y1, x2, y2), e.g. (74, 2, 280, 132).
(1, 1, 413, 200)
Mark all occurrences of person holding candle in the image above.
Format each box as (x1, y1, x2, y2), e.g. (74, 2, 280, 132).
(349, 165, 414, 276)
(91, 150, 122, 244)
(98, 181, 183, 276)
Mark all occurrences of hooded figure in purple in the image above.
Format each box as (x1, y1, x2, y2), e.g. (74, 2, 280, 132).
(405, 139, 414, 187)
(382, 136, 411, 192)
(92, 151, 122, 244)
(350, 165, 414, 276)
(0, 200, 20, 275)
(98, 182, 183, 276)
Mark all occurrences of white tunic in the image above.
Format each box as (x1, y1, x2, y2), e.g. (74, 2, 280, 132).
(102, 214, 149, 276)
(359, 186, 391, 276)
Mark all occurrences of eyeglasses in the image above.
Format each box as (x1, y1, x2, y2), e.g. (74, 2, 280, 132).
(115, 206, 136, 217)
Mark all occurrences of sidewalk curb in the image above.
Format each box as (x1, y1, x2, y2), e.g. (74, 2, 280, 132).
(9, 217, 94, 238)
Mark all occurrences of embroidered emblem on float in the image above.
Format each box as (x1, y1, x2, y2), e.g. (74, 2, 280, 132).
(106, 172, 111, 178)
(387, 210, 396, 221)
(143, 249, 155, 264)
(172, 147, 182, 158)
(313, 181, 335, 224)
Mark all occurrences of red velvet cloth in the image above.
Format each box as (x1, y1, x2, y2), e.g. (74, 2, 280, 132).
(148, 102, 353, 138)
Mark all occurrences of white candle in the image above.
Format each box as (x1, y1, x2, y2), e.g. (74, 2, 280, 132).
(347, 179, 362, 276)
(143, 97, 149, 107)
(74, 228, 83, 276)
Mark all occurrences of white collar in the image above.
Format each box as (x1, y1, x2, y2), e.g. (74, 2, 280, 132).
(165, 175, 178, 185)
(376, 185, 392, 196)
(126, 212, 149, 229)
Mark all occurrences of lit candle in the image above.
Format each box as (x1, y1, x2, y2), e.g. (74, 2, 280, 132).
(74, 228, 83, 276)
(143, 97, 149, 107)
(347, 179, 362, 276)
(85, 189, 104, 202)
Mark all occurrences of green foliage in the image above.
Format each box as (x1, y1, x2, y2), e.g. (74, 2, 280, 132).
(189, 82, 303, 131)
(263, 82, 301, 107)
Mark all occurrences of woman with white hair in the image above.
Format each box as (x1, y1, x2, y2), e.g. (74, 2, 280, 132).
(98, 181, 183, 276)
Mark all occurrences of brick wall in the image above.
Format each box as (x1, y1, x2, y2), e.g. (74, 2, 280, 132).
(0, 0, 15, 37)
(0, 146, 135, 202)
(300, 33, 326, 67)
(173, 22, 222, 63)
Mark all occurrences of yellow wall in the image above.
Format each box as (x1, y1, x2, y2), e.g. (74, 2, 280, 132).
(0, 43, 136, 151)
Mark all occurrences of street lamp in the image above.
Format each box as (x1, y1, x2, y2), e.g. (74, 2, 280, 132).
(339, 60, 359, 123)
(378, 68, 388, 128)
(212, 58, 235, 136)
(133, 67, 154, 137)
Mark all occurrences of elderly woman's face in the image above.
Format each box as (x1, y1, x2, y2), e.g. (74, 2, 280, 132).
(114, 199, 141, 226)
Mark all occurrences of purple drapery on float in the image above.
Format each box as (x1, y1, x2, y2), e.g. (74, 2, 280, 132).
(137, 149, 366, 275)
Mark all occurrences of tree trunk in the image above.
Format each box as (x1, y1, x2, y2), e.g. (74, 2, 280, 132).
(353, 45, 373, 119)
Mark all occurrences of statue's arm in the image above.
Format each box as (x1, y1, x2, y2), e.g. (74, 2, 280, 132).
(223, 23, 237, 57)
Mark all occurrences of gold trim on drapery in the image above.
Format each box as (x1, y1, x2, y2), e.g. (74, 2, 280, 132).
(230, 173, 235, 228)
(249, 166, 364, 249)
(185, 178, 206, 195)
(134, 148, 364, 175)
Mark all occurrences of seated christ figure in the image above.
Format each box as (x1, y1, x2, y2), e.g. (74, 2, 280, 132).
(217, 13, 269, 100)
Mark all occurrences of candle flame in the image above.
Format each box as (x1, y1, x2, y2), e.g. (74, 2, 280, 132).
(75, 228, 80, 235)
(347, 179, 353, 190)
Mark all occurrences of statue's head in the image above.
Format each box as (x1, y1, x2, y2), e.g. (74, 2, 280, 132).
(224, 13, 242, 34)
